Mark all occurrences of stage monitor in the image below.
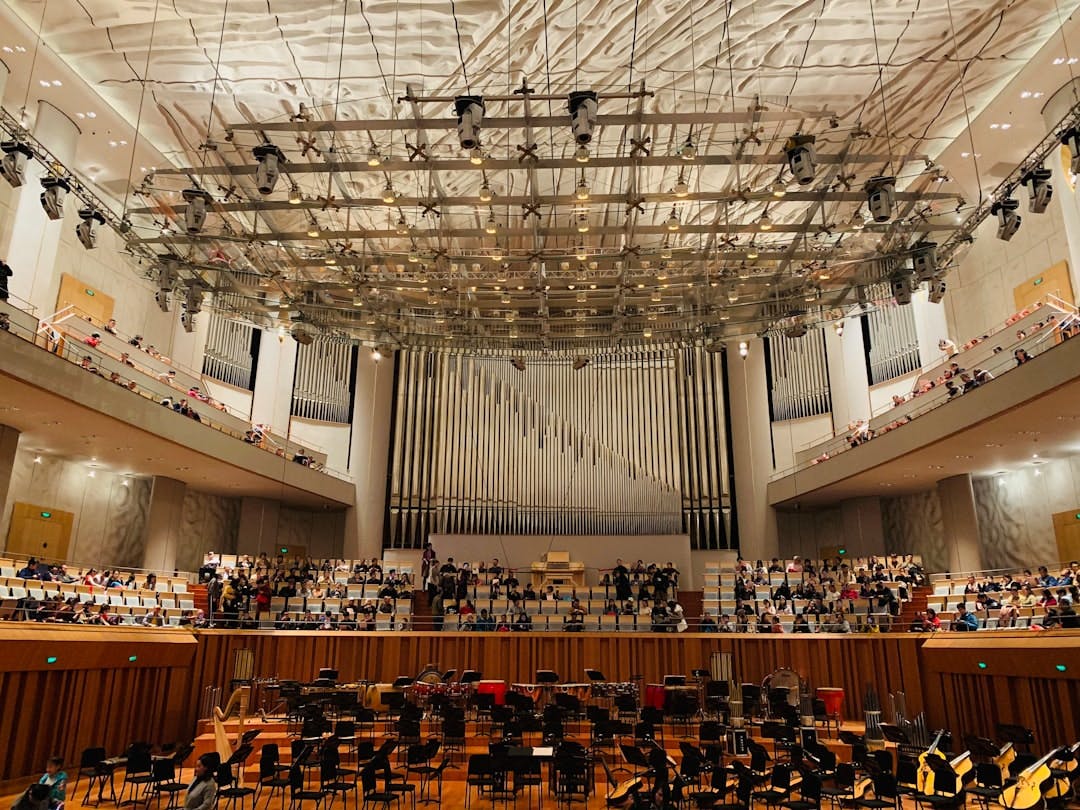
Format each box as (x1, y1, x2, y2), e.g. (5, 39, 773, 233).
(536, 670, 560, 684)
(663, 675, 686, 687)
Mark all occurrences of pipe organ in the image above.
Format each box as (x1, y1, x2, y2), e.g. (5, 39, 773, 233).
(291, 338, 356, 424)
(202, 310, 257, 390)
(385, 346, 735, 550)
(766, 331, 832, 421)
(865, 284, 921, 385)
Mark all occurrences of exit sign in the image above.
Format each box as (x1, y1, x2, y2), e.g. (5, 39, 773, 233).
(1032, 277, 1044, 286)
(40, 511, 52, 519)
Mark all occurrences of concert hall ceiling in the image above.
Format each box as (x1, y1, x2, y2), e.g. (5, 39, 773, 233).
(2, 0, 1078, 351)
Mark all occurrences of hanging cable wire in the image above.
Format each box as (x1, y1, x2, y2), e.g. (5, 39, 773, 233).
(945, 0, 986, 206)
(868, 0, 896, 175)
(449, 0, 471, 93)
(122, 0, 160, 217)
(20, 0, 50, 126)
(198, 0, 230, 182)
(1052, 0, 1079, 103)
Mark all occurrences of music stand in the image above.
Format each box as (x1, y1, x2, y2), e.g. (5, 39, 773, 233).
(691, 669, 710, 679)
(879, 724, 911, 745)
(536, 670, 560, 684)
(318, 668, 339, 684)
(663, 675, 687, 687)
(441, 669, 458, 683)
(392, 676, 415, 688)
(996, 723, 1035, 751)
(585, 669, 606, 682)
(620, 744, 654, 777)
(460, 670, 482, 685)
(839, 730, 865, 746)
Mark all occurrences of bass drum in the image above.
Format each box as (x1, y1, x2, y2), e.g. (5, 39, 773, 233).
(416, 667, 443, 685)
(762, 667, 803, 707)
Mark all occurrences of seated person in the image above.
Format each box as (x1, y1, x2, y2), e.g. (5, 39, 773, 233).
(952, 603, 979, 631)
(512, 611, 532, 631)
(699, 612, 717, 632)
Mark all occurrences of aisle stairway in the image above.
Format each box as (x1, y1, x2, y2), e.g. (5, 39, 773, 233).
(891, 586, 928, 632)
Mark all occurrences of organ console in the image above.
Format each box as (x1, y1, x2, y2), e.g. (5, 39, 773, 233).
(529, 551, 586, 589)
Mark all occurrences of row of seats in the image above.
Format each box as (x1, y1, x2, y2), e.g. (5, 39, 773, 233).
(701, 597, 882, 615)
(0, 581, 193, 608)
(268, 596, 412, 615)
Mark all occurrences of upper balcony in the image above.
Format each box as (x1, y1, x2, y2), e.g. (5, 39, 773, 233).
(0, 297, 354, 508)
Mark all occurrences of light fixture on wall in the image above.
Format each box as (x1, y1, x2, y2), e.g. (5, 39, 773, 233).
(738, 341, 749, 358)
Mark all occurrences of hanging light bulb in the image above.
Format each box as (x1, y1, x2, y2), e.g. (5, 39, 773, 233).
(771, 180, 787, 198)
(850, 210, 865, 230)
(661, 243, 672, 259)
(288, 184, 302, 204)
(758, 211, 773, 231)
(643, 329, 653, 338)
(576, 213, 590, 233)
(674, 179, 689, 198)
(485, 214, 498, 235)
(381, 184, 397, 204)
(408, 250, 420, 263)
(395, 215, 409, 235)
(469, 147, 484, 165)
(834, 320, 845, 337)
(575, 243, 588, 261)
(479, 181, 494, 203)
(665, 209, 681, 231)
(366, 145, 382, 167)
(491, 243, 504, 261)
(575, 144, 590, 163)
(575, 177, 590, 201)
(738, 341, 749, 358)
(307, 224, 320, 238)
(679, 137, 697, 160)
(727, 287, 740, 304)
(746, 247, 759, 260)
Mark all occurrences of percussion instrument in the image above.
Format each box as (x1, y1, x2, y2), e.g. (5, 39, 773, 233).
(762, 667, 802, 707)
(361, 682, 402, 711)
(663, 685, 698, 713)
(591, 681, 636, 699)
(554, 683, 591, 701)
(645, 684, 666, 711)
(477, 679, 507, 705)
(510, 683, 544, 704)
(816, 687, 845, 719)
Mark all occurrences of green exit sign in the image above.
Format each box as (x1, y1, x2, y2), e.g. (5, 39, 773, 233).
(84, 288, 96, 296)
(40, 511, 52, 519)
(1032, 277, 1044, 286)
(279, 547, 289, 554)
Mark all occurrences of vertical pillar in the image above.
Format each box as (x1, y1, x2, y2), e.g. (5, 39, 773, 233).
(839, 496, 887, 557)
(345, 350, 395, 560)
(236, 497, 281, 556)
(824, 320, 871, 433)
(0, 424, 22, 548)
(142, 477, 187, 572)
(726, 339, 778, 561)
(250, 331, 297, 437)
(936, 474, 985, 572)
(0, 101, 80, 313)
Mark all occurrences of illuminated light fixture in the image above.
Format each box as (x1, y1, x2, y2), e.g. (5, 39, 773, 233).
(665, 209, 681, 231)
(679, 137, 697, 160)
(784, 133, 817, 184)
(479, 181, 493, 203)
(381, 184, 397, 204)
(34, 456, 42, 464)
(771, 180, 787, 198)
(575, 243, 588, 261)
(371, 347, 383, 362)
(673, 179, 689, 198)
(758, 211, 773, 231)
(576, 213, 590, 233)
(575, 177, 590, 201)
(325, 255, 337, 265)
(977, 661, 988, 669)
(288, 184, 302, 204)
(746, 247, 759, 260)
(306, 224, 320, 238)
(395, 215, 409, 235)
(575, 144, 590, 163)
(643, 329, 653, 339)
(738, 341, 749, 358)
(366, 145, 382, 167)
(469, 147, 485, 165)
(1056, 664, 1068, 672)
(491, 244, 505, 261)
(661, 244, 672, 259)
(834, 320, 845, 337)
(850, 210, 866, 230)
(727, 288, 740, 304)
(485, 215, 498, 235)
(408, 250, 420, 263)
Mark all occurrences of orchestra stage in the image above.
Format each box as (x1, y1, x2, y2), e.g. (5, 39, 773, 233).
(0, 627, 1077, 785)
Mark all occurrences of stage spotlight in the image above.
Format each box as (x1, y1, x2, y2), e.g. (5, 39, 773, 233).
(454, 95, 485, 150)
(928, 277, 947, 304)
(39, 176, 70, 220)
(76, 208, 105, 249)
(510, 357, 526, 371)
(572, 355, 590, 370)
(911, 241, 939, 281)
(154, 290, 170, 311)
(991, 197, 1021, 241)
(865, 176, 896, 223)
(738, 341, 749, 358)
(180, 311, 196, 332)
(0, 141, 32, 187)
(1020, 167, 1053, 213)
(568, 90, 598, 145)
(890, 270, 915, 305)
(181, 188, 213, 234)
(252, 142, 286, 195)
(184, 283, 204, 316)
(783, 133, 817, 185)
(679, 137, 697, 160)
(1062, 127, 1080, 174)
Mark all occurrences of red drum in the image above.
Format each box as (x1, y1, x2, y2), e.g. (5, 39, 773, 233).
(645, 683, 666, 710)
(816, 687, 845, 718)
(477, 679, 507, 705)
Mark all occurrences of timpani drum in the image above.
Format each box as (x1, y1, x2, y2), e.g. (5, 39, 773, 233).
(645, 683, 666, 711)
(477, 679, 507, 705)
(555, 683, 591, 701)
(816, 687, 845, 718)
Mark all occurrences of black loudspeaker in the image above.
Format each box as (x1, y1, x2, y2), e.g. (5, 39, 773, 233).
(729, 728, 749, 756)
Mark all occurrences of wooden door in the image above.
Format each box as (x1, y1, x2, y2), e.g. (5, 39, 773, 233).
(5, 503, 74, 561)
(1051, 509, 1080, 562)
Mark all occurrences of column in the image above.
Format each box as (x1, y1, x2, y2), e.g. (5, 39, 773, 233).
(725, 339, 778, 560)
(141, 476, 187, 572)
(839, 497, 887, 557)
(824, 319, 871, 432)
(936, 474, 985, 572)
(236, 497, 281, 556)
(344, 350, 395, 560)
(0, 101, 80, 313)
(0, 424, 22, 547)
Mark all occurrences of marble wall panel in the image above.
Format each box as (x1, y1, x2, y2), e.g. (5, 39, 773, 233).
(178, 490, 240, 572)
(880, 489, 947, 571)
